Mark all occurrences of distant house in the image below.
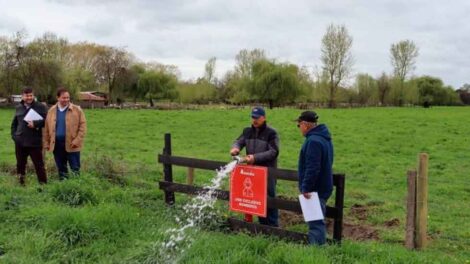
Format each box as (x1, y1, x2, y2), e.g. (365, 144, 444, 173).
(11, 95, 22, 103)
(456, 88, 470, 105)
(78, 91, 107, 108)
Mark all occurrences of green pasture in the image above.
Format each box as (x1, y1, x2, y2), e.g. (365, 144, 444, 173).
(0, 107, 469, 263)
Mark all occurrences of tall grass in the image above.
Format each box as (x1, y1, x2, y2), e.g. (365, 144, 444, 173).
(0, 107, 469, 263)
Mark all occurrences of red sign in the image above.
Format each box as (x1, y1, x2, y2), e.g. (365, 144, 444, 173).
(229, 165, 267, 217)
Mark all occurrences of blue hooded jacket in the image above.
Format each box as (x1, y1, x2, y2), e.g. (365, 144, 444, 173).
(298, 124, 334, 200)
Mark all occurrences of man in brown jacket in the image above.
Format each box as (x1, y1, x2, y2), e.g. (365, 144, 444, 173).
(44, 87, 87, 180)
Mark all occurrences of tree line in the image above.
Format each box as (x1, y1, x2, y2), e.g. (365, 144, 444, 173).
(0, 26, 466, 108)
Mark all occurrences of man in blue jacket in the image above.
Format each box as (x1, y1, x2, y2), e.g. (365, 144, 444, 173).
(296, 111, 333, 245)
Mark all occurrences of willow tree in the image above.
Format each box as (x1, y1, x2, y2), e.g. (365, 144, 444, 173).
(138, 70, 178, 107)
(250, 59, 301, 109)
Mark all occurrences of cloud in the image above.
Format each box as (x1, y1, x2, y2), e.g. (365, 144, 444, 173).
(1, 0, 469, 87)
(78, 18, 124, 39)
(0, 14, 25, 34)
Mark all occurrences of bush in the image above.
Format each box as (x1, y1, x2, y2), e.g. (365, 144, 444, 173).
(45, 204, 138, 247)
(50, 212, 100, 246)
(87, 153, 128, 186)
(176, 81, 217, 104)
(51, 181, 98, 206)
(55, 222, 100, 246)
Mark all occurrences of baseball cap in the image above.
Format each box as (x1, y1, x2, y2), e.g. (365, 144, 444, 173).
(296, 111, 319, 123)
(251, 106, 265, 118)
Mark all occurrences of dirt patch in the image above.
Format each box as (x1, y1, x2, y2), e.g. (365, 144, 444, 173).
(384, 218, 400, 227)
(326, 219, 380, 241)
(277, 195, 304, 228)
(277, 197, 380, 241)
(337, 222, 379, 241)
(350, 204, 368, 221)
(279, 210, 304, 227)
(279, 210, 380, 241)
(344, 204, 380, 240)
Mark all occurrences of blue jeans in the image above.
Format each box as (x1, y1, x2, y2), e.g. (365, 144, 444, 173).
(53, 140, 81, 180)
(259, 176, 279, 227)
(307, 198, 327, 245)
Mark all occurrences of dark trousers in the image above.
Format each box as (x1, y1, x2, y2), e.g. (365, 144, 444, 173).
(307, 198, 327, 245)
(259, 176, 279, 227)
(15, 144, 47, 184)
(53, 140, 81, 180)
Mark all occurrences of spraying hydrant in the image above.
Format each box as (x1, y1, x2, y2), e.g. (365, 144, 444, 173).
(232, 155, 246, 164)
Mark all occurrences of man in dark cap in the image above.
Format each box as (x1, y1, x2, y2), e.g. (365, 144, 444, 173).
(296, 110, 333, 245)
(230, 106, 280, 227)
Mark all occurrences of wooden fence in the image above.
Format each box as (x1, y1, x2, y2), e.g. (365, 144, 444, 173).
(158, 133, 345, 244)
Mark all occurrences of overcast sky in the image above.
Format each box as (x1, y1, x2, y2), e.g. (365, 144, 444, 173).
(1, 0, 469, 88)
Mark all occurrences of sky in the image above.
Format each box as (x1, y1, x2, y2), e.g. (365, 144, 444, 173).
(1, 0, 469, 88)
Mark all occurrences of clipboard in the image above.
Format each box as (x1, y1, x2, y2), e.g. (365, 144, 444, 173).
(23, 108, 43, 122)
(298, 192, 324, 222)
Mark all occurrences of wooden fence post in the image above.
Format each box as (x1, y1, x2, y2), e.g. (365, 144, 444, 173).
(187, 168, 194, 185)
(405, 170, 417, 249)
(333, 174, 345, 243)
(163, 133, 175, 205)
(415, 153, 429, 249)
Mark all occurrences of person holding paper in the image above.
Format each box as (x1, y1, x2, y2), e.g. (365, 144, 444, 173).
(230, 106, 280, 227)
(44, 87, 87, 180)
(10, 87, 48, 185)
(296, 110, 334, 245)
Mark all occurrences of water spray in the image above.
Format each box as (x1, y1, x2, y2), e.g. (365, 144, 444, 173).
(157, 158, 239, 263)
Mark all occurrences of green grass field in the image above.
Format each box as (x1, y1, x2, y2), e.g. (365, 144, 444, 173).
(0, 107, 469, 263)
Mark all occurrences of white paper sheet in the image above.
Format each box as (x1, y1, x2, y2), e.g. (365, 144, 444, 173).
(23, 108, 43, 122)
(298, 192, 324, 222)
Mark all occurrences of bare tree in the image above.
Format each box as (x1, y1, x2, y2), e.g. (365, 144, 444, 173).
(321, 24, 354, 108)
(390, 40, 419, 81)
(63, 42, 103, 72)
(0, 31, 26, 98)
(204, 57, 216, 83)
(235, 49, 266, 79)
(390, 40, 419, 106)
(94, 46, 130, 103)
